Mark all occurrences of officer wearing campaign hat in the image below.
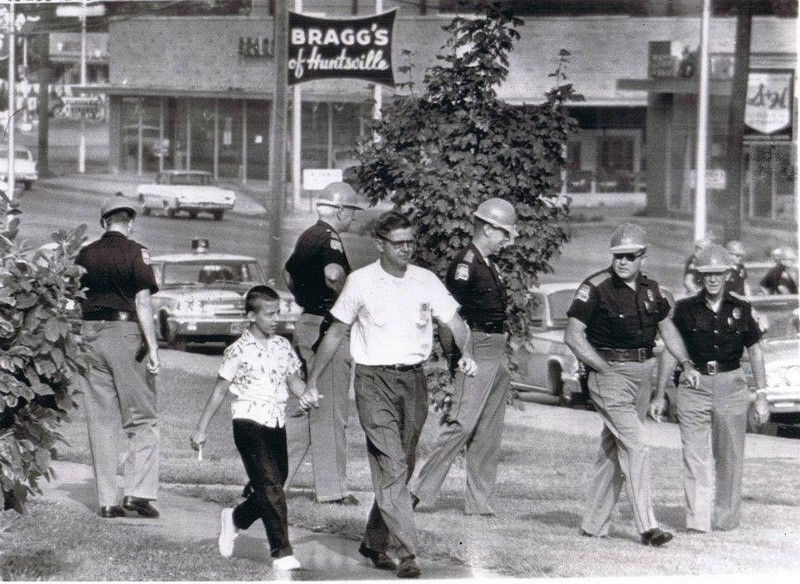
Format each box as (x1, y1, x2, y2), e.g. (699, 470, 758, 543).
(409, 197, 516, 516)
(652, 243, 766, 533)
(282, 181, 365, 505)
(760, 244, 798, 295)
(565, 222, 698, 547)
(683, 236, 715, 294)
(75, 194, 161, 519)
(724, 240, 750, 296)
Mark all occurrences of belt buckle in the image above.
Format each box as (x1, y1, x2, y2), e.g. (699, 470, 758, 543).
(637, 348, 646, 362)
(707, 360, 718, 375)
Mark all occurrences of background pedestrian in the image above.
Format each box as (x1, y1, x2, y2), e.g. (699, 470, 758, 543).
(724, 240, 751, 297)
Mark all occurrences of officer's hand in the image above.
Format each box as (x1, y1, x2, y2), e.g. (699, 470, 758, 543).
(147, 349, 160, 375)
(189, 430, 205, 452)
(457, 356, 477, 377)
(647, 398, 665, 423)
(299, 386, 321, 410)
(683, 363, 700, 389)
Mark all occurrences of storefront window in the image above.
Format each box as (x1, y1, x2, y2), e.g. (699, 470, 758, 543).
(746, 144, 796, 222)
(120, 97, 165, 174)
(217, 100, 244, 179)
(562, 129, 644, 195)
(245, 100, 270, 180)
(188, 98, 216, 174)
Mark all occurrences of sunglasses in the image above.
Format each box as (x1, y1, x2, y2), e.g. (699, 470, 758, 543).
(613, 251, 645, 261)
(378, 235, 416, 250)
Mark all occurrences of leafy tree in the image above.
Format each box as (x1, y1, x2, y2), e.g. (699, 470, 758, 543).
(0, 199, 93, 513)
(356, 0, 578, 339)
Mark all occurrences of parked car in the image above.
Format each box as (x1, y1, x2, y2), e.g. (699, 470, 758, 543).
(137, 170, 236, 220)
(0, 147, 38, 190)
(510, 282, 588, 406)
(150, 241, 301, 350)
(0, 178, 24, 200)
(123, 124, 169, 159)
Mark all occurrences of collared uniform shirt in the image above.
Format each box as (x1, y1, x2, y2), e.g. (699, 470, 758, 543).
(727, 263, 748, 296)
(219, 329, 302, 428)
(285, 220, 350, 315)
(672, 292, 761, 365)
(331, 261, 460, 365)
(567, 268, 670, 349)
(76, 231, 158, 314)
(446, 243, 507, 326)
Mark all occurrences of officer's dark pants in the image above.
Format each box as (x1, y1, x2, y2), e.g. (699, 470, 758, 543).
(676, 368, 749, 532)
(409, 332, 509, 515)
(581, 359, 659, 536)
(81, 321, 159, 509)
(231, 419, 293, 558)
(286, 313, 353, 502)
(354, 364, 428, 559)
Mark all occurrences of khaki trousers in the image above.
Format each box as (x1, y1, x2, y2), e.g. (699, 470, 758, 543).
(285, 313, 353, 502)
(81, 320, 159, 508)
(676, 368, 749, 532)
(409, 332, 509, 515)
(581, 359, 658, 536)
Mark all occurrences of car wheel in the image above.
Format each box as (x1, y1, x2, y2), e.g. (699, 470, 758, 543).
(746, 401, 766, 434)
(159, 313, 187, 351)
(212, 210, 224, 221)
(549, 364, 571, 407)
(189, 211, 198, 219)
(23, 181, 32, 191)
(166, 207, 176, 219)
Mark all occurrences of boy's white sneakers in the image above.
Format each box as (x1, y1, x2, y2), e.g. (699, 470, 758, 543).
(273, 555, 302, 570)
(218, 508, 239, 558)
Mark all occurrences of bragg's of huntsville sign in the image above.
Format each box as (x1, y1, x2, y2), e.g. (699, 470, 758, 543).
(288, 10, 396, 87)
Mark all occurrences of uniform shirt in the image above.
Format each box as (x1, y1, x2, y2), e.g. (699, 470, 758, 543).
(566, 268, 670, 350)
(331, 261, 460, 366)
(672, 292, 761, 366)
(727, 262, 748, 296)
(76, 231, 158, 314)
(219, 329, 302, 428)
(446, 243, 507, 326)
(760, 264, 798, 295)
(285, 220, 350, 315)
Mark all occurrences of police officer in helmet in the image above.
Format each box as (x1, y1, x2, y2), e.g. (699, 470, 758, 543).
(564, 222, 699, 546)
(283, 181, 363, 505)
(652, 243, 766, 533)
(409, 198, 516, 516)
(76, 195, 161, 519)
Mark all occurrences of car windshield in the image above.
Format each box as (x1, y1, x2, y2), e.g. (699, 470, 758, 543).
(168, 173, 215, 186)
(155, 262, 263, 286)
(0, 149, 32, 160)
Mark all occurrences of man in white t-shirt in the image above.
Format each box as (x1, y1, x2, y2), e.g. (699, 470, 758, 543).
(305, 211, 477, 579)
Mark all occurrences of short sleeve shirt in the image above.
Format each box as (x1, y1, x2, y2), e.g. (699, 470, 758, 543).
(330, 261, 460, 365)
(284, 220, 350, 315)
(446, 243, 507, 325)
(566, 268, 670, 349)
(76, 231, 158, 314)
(218, 329, 302, 428)
(672, 293, 761, 365)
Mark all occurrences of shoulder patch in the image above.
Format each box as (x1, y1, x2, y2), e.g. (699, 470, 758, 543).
(575, 284, 591, 302)
(141, 249, 151, 265)
(587, 271, 612, 286)
(330, 239, 343, 252)
(455, 263, 470, 281)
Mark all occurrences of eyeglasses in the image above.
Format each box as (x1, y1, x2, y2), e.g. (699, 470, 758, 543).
(612, 251, 645, 262)
(378, 235, 416, 250)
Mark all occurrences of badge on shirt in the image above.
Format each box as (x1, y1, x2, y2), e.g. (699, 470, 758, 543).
(732, 307, 741, 320)
(575, 284, 590, 302)
(330, 239, 343, 252)
(141, 249, 151, 265)
(455, 263, 470, 281)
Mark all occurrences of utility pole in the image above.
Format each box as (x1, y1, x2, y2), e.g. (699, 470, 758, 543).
(7, 0, 17, 202)
(267, 2, 289, 282)
(723, 0, 752, 242)
(693, 0, 712, 241)
(78, 0, 86, 173)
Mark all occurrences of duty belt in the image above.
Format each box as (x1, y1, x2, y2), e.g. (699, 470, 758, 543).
(465, 320, 505, 334)
(696, 360, 739, 375)
(366, 363, 424, 373)
(83, 309, 137, 322)
(596, 347, 653, 362)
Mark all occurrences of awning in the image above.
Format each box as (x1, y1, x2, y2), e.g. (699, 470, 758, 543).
(617, 78, 734, 96)
(79, 85, 372, 103)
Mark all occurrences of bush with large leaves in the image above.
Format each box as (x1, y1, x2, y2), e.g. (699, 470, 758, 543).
(356, 2, 577, 340)
(0, 204, 92, 513)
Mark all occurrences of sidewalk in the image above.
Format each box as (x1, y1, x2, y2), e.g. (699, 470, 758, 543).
(38, 459, 482, 581)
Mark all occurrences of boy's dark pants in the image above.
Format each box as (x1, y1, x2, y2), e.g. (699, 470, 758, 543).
(231, 419, 293, 558)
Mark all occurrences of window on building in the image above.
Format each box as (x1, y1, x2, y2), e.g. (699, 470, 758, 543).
(746, 144, 796, 222)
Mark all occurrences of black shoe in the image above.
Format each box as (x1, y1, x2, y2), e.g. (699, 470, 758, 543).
(122, 496, 160, 518)
(640, 528, 673, 547)
(396, 555, 421, 579)
(328, 494, 359, 505)
(358, 543, 396, 571)
(99, 505, 126, 518)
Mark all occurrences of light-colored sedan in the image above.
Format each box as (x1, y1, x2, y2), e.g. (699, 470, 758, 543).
(137, 170, 236, 220)
(150, 243, 300, 350)
(0, 147, 38, 190)
(510, 282, 588, 406)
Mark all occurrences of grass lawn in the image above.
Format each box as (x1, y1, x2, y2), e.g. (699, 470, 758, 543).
(6, 348, 800, 579)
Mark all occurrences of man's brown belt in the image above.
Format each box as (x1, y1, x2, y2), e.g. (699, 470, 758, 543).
(596, 347, 654, 362)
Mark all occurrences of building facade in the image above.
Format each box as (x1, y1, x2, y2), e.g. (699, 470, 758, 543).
(101, 1, 796, 228)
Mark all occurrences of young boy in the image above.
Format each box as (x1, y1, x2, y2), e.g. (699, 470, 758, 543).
(190, 286, 318, 571)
